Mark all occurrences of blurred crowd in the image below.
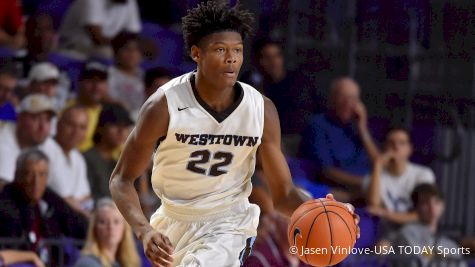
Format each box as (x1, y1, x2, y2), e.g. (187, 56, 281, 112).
(0, 0, 475, 267)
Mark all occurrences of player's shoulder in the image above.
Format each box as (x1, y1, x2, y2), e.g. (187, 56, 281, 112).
(159, 72, 192, 94)
(143, 72, 193, 113)
(237, 80, 261, 95)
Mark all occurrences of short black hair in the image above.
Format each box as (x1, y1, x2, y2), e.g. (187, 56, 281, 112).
(182, 0, 254, 53)
(411, 183, 443, 207)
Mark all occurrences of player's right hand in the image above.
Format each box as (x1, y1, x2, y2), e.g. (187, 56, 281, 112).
(141, 228, 174, 267)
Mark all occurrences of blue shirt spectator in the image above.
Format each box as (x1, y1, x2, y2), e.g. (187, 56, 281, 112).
(301, 113, 370, 177)
(299, 77, 380, 201)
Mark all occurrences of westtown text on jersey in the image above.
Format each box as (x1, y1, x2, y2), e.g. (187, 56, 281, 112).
(175, 133, 260, 147)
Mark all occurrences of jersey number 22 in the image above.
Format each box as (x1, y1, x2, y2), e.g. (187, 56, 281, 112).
(186, 150, 233, 176)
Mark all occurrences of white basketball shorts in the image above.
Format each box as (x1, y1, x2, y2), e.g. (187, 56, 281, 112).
(150, 199, 260, 267)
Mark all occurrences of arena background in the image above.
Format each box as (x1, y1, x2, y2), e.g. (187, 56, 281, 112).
(0, 0, 474, 266)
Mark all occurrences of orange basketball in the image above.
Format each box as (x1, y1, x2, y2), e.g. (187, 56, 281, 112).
(288, 198, 357, 267)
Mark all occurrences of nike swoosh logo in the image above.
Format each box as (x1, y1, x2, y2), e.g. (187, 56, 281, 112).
(293, 227, 302, 246)
(178, 107, 189, 111)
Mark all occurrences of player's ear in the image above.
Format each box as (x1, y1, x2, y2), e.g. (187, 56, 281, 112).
(191, 45, 200, 63)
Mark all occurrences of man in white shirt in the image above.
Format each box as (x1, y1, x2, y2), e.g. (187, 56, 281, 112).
(58, 0, 141, 59)
(48, 106, 92, 216)
(364, 127, 435, 227)
(0, 94, 56, 187)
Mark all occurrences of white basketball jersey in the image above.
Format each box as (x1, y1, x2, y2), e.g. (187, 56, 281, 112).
(151, 72, 264, 211)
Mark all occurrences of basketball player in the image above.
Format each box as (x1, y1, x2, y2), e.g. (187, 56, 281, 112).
(109, 1, 359, 266)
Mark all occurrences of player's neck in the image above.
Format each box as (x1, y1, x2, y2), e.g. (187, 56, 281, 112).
(194, 72, 235, 113)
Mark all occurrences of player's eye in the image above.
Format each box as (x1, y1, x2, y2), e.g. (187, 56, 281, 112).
(216, 48, 225, 53)
(233, 48, 242, 53)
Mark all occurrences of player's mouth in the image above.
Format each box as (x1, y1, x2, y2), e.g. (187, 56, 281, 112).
(223, 70, 236, 78)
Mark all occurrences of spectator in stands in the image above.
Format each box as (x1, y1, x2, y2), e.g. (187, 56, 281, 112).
(0, 250, 45, 267)
(14, 16, 72, 110)
(0, 149, 88, 264)
(386, 184, 467, 266)
(109, 32, 144, 119)
(0, 66, 17, 124)
(0, 94, 56, 187)
(74, 197, 140, 267)
(58, 0, 141, 60)
(365, 128, 435, 228)
(48, 106, 92, 217)
(26, 14, 56, 60)
(16, 14, 57, 77)
(242, 39, 318, 154)
(0, 0, 25, 49)
(28, 62, 64, 110)
(144, 67, 172, 99)
(299, 77, 379, 201)
(84, 103, 133, 200)
(70, 62, 110, 152)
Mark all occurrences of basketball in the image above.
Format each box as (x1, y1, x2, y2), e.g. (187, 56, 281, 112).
(288, 198, 357, 266)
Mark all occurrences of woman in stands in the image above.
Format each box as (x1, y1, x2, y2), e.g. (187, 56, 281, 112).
(74, 198, 140, 267)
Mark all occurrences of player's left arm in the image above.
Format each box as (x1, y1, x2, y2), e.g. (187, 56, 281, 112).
(257, 97, 309, 217)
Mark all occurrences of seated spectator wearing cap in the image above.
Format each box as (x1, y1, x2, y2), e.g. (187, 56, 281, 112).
(27, 62, 66, 111)
(108, 32, 145, 119)
(0, 66, 18, 124)
(364, 128, 435, 234)
(73, 198, 140, 267)
(144, 67, 172, 99)
(0, 149, 88, 265)
(58, 0, 141, 60)
(384, 184, 467, 267)
(84, 103, 133, 200)
(47, 106, 92, 217)
(68, 62, 110, 152)
(0, 94, 56, 188)
(0, 0, 25, 49)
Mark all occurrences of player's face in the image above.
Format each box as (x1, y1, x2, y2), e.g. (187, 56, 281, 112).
(95, 206, 126, 248)
(417, 196, 444, 225)
(17, 159, 49, 203)
(193, 31, 244, 89)
(385, 130, 412, 161)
